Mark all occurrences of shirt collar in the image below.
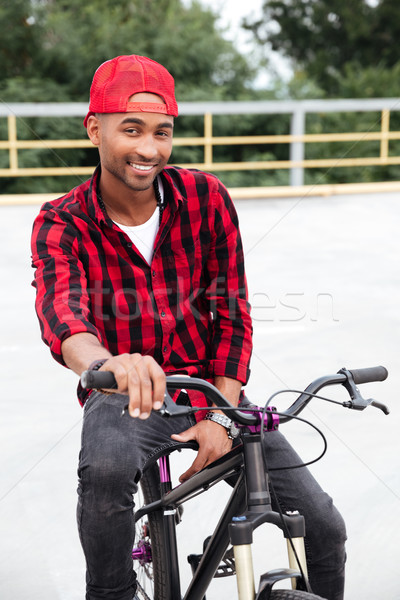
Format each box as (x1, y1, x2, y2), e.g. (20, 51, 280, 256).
(87, 164, 110, 225)
(160, 168, 188, 210)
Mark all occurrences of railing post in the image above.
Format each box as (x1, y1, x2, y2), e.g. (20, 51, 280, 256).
(204, 112, 213, 167)
(290, 108, 305, 186)
(7, 115, 18, 172)
(380, 109, 390, 162)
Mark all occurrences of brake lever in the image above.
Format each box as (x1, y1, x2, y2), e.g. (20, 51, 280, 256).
(121, 391, 194, 418)
(340, 368, 390, 415)
(158, 390, 195, 417)
(370, 399, 390, 415)
(343, 396, 390, 415)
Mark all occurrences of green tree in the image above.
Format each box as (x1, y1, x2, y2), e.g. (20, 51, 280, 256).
(0, 0, 263, 193)
(244, 0, 400, 183)
(0, 0, 253, 102)
(0, 0, 42, 80)
(245, 0, 400, 96)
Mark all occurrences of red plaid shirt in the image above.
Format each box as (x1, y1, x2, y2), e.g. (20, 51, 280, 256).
(31, 166, 252, 406)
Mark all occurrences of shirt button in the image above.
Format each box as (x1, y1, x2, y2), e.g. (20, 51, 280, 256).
(163, 346, 168, 353)
(161, 311, 166, 318)
(152, 270, 156, 277)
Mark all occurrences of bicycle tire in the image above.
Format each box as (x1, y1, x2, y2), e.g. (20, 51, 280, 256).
(267, 590, 326, 600)
(133, 463, 171, 600)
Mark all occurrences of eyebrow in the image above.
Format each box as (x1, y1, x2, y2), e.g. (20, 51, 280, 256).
(120, 117, 174, 129)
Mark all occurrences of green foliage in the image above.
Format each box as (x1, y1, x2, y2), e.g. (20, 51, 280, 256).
(246, 0, 400, 97)
(0, 0, 42, 80)
(0, 0, 262, 193)
(0, 0, 269, 193)
(240, 0, 400, 184)
(0, 0, 253, 102)
(339, 62, 400, 99)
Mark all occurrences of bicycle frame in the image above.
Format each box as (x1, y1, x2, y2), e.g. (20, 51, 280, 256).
(134, 433, 308, 600)
(81, 366, 389, 600)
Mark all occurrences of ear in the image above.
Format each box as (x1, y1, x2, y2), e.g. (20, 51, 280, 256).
(86, 115, 101, 146)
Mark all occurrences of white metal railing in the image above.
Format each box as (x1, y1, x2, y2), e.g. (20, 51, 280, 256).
(1, 98, 400, 191)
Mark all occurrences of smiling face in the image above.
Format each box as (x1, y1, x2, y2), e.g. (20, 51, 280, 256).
(87, 93, 174, 195)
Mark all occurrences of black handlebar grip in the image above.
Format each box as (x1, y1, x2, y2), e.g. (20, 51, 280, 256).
(81, 370, 117, 390)
(348, 366, 388, 385)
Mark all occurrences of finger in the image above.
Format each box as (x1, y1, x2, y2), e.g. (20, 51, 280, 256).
(129, 356, 154, 419)
(146, 358, 166, 410)
(174, 423, 232, 481)
(102, 355, 131, 393)
(171, 426, 197, 443)
(126, 363, 142, 418)
(172, 427, 211, 482)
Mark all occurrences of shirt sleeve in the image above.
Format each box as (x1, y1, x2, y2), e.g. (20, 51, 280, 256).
(31, 204, 103, 365)
(205, 180, 253, 385)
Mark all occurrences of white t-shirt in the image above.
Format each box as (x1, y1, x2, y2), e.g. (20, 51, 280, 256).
(113, 178, 164, 265)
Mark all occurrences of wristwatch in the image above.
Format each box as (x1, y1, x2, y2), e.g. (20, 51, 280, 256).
(204, 411, 239, 439)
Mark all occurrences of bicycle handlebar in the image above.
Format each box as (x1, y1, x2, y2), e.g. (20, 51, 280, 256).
(80, 365, 389, 425)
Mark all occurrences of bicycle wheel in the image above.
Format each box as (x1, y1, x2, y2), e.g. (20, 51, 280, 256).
(133, 463, 172, 600)
(268, 590, 326, 600)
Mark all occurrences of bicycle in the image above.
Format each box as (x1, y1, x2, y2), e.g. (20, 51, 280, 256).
(81, 365, 389, 600)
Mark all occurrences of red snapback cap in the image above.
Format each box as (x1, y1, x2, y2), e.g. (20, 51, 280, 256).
(83, 54, 178, 127)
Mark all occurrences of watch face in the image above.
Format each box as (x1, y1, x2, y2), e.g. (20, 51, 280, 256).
(229, 423, 240, 439)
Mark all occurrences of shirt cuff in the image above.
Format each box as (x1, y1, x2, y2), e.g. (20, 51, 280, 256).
(48, 321, 103, 366)
(209, 358, 250, 385)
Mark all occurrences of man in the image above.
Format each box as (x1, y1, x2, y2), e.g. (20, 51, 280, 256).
(31, 55, 346, 600)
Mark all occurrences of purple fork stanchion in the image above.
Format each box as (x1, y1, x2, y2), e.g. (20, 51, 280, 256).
(132, 455, 173, 564)
(159, 454, 171, 484)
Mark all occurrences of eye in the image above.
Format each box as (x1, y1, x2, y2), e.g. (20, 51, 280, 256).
(157, 130, 171, 138)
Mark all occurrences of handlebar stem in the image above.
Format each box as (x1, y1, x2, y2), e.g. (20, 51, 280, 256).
(237, 407, 280, 434)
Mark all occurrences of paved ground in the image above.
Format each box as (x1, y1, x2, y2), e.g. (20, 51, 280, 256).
(0, 191, 399, 599)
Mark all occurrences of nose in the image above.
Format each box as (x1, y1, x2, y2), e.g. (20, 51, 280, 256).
(135, 133, 157, 161)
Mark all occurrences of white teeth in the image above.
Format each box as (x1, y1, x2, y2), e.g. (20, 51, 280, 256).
(129, 163, 153, 171)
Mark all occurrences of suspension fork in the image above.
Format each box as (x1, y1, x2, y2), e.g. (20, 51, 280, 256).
(230, 434, 271, 600)
(229, 434, 308, 599)
(286, 527, 308, 589)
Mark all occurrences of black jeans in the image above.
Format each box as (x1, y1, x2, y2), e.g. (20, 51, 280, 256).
(77, 392, 346, 600)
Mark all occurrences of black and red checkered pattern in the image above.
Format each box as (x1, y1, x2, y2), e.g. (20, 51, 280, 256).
(31, 166, 252, 406)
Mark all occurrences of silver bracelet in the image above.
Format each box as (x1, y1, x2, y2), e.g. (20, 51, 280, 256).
(204, 411, 239, 439)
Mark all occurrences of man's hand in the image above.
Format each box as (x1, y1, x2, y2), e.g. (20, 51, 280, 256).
(101, 353, 166, 419)
(170, 376, 242, 481)
(61, 334, 166, 420)
(171, 419, 233, 482)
